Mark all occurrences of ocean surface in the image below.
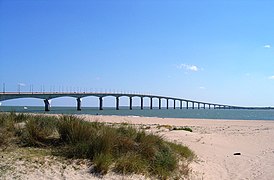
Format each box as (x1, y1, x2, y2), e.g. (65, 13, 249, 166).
(1, 106, 274, 120)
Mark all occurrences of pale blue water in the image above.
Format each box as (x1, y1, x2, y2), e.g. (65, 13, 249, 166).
(1, 106, 274, 120)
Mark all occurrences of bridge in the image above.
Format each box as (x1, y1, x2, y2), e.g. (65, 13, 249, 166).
(0, 92, 246, 111)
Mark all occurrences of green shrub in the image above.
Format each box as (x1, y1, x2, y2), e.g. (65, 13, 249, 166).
(172, 126, 193, 132)
(115, 136, 136, 155)
(0, 112, 27, 148)
(0, 128, 12, 147)
(58, 115, 94, 143)
(114, 153, 148, 175)
(157, 124, 172, 130)
(116, 124, 138, 139)
(90, 126, 116, 156)
(57, 116, 117, 159)
(0, 113, 7, 127)
(21, 116, 58, 147)
(114, 125, 139, 155)
(0, 113, 15, 130)
(12, 112, 29, 123)
(0, 112, 29, 126)
(167, 141, 195, 161)
(93, 153, 113, 175)
(152, 144, 177, 178)
(136, 132, 163, 160)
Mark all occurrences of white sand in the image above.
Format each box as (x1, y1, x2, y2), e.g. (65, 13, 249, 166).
(81, 115, 274, 180)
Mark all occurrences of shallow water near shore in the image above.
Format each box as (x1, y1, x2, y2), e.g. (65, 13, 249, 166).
(1, 106, 274, 120)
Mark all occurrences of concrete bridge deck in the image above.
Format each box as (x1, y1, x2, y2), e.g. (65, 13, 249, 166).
(0, 92, 245, 111)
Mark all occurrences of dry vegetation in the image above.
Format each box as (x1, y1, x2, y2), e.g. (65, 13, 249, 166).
(0, 112, 194, 179)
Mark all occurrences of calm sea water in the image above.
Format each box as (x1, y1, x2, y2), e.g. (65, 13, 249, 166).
(1, 106, 274, 120)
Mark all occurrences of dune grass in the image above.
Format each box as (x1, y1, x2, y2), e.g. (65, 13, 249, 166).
(172, 126, 193, 132)
(0, 112, 29, 148)
(0, 112, 195, 179)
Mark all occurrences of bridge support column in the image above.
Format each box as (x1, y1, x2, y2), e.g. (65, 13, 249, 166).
(150, 97, 153, 109)
(173, 100, 176, 109)
(44, 99, 50, 111)
(198, 103, 200, 109)
(129, 97, 132, 110)
(203, 103, 205, 109)
(186, 101, 189, 109)
(209, 104, 211, 109)
(192, 102, 195, 109)
(141, 97, 143, 110)
(167, 99, 169, 109)
(180, 101, 182, 109)
(159, 98, 161, 109)
(214, 105, 216, 109)
(76, 98, 81, 111)
(116, 97, 119, 110)
(99, 97, 103, 110)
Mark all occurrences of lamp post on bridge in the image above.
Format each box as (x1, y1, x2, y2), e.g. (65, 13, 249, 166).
(3, 83, 5, 94)
(29, 84, 34, 94)
(18, 83, 26, 94)
(18, 84, 20, 94)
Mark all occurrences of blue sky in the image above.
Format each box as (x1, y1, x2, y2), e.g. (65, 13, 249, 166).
(0, 0, 274, 107)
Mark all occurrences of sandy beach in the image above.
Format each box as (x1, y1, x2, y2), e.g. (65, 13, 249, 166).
(2, 114, 274, 180)
(79, 115, 274, 180)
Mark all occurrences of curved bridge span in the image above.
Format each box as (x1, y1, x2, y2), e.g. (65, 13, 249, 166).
(0, 92, 243, 111)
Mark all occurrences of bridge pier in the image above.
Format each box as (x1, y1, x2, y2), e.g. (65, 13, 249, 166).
(192, 102, 195, 109)
(141, 97, 143, 110)
(167, 99, 169, 109)
(99, 97, 103, 110)
(44, 99, 50, 111)
(180, 100, 182, 109)
(150, 97, 153, 109)
(173, 100, 176, 109)
(209, 104, 211, 109)
(129, 97, 132, 110)
(186, 101, 189, 109)
(159, 98, 161, 109)
(116, 97, 119, 110)
(76, 98, 81, 111)
(198, 103, 200, 109)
